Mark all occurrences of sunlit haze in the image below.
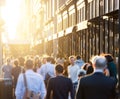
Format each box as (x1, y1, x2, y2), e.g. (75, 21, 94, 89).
(1, 0, 22, 40)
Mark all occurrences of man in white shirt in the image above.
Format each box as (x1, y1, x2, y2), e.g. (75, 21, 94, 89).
(15, 59, 46, 99)
(67, 55, 79, 91)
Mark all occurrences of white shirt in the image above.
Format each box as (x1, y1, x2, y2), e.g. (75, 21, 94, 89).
(68, 64, 80, 83)
(15, 70, 46, 99)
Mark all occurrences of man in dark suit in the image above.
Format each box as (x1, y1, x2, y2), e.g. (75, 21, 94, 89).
(46, 64, 74, 99)
(76, 55, 116, 99)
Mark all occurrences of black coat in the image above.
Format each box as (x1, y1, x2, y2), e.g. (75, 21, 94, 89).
(76, 72, 116, 99)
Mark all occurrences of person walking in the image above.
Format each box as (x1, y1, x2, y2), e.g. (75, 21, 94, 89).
(67, 55, 79, 92)
(2, 57, 13, 79)
(15, 59, 46, 99)
(38, 56, 55, 86)
(46, 64, 74, 99)
(76, 55, 116, 99)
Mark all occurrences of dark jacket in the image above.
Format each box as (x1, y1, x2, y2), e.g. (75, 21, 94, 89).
(76, 72, 116, 99)
(46, 76, 74, 99)
(108, 62, 118, 83)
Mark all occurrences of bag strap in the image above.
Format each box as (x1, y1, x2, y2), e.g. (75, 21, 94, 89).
(23, 73, 28, 89)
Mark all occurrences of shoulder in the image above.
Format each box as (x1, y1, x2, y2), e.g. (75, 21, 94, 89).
(33, 72, 44, 79)
(80, 74, 93, 82)
(41, 64, 46, 68)
(17, 73, 24, 81)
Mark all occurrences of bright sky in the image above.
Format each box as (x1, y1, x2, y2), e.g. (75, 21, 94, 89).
(1, 0, 23, 40)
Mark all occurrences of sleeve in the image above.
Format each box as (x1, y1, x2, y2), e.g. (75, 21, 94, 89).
(67, 66, 70, 78)
(46, 78, 53, 99)
(39, 65, 46, 80)
(69, 79, 74, 99)
(1, 65, 5, 72)
(39, 79, 46, 99)
(15, 74, 25, 99)
(76, 78, 84, 99)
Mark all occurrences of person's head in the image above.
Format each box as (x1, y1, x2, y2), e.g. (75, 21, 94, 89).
(18, 56, 25, 66)
(46, 56, 51, 62)
(51, 57, 56, 64)
(69, 55, 76, 65)
(104, 54, 114, 63)
(78, 69, 86, 79)
(76, 55, 81, 60)
(55, 64, 64, 75)
(42, 57, 47, 64)
(82, 63, 91, 70)
(91, 55, 107, 70)
(25, 59, 34, 70)
(14, 59, 19, 67)
(6, 57, 11, 65)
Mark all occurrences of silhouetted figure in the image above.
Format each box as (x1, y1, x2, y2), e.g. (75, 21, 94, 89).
(76, 55, 116, 99)
(46, 64, 74, 99)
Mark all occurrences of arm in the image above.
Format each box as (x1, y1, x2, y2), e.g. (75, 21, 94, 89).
(46, 78, 53, 99)
(15, 74, 25, 99)
(69, 79, 74, 99)
(39, 79, 46, 99)
(39, 65, 46, 80)
(76, 79, 83, 99)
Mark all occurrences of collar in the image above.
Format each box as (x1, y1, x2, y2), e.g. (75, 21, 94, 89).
(94, 69, 103, 73)
(26, 69, 34, 73)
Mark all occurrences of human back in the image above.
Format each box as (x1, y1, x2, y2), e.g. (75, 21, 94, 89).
(76, 55, 116, 99)
(15, 59, 46, 99)
(79, 72, 116, 99)
(46, 64, 74, 99)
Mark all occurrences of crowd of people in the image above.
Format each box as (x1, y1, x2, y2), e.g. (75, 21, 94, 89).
(0, 53, 118, 99)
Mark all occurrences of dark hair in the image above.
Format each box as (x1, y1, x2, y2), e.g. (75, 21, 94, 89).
(104, 54, 113, 62)
(86, 66, 94, 74)
(47, 57, 51, 62)
(18, 57, 25, 66)
(55, 64, 64, 73)
(14, 59, 19, 66)
(78, 71, 86, 77)
(76, 55, 81, 59)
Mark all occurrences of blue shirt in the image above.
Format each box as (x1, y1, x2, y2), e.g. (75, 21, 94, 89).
(15, 69, 46, 99)
(2, 64, 13, 79)
(38, 62, 55, 80)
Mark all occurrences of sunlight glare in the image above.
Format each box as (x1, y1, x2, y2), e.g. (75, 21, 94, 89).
(1, 0, 22, 40)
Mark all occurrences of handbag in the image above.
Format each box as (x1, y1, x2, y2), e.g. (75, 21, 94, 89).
(23, 73, 40, 99)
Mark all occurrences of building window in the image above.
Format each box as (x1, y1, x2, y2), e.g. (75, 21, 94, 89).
(87, 3, 90, 20)
(96, 0, 99, 17)
(105, 0, 108, 13)
(114, 0, 119, 10)
(93, 0, 95, 18)
(109, 0, 113, 12)
(69, 5, 75, 27)
(77, 10, 80, 23)
(57, 15, 62, 32)
(90, 1, 93, 19)
(77, 0, 85, 22)
(82, 7, 85, 21)
(100, 0, 104, 15)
